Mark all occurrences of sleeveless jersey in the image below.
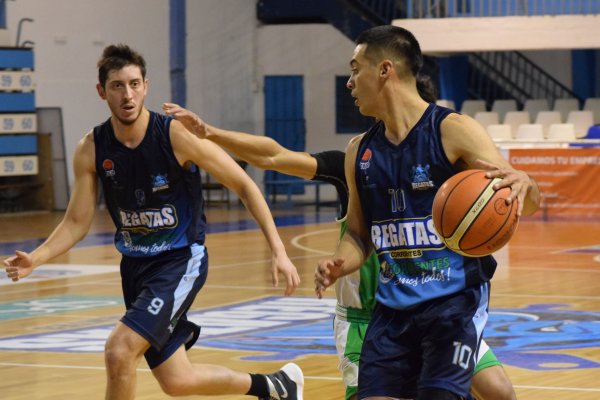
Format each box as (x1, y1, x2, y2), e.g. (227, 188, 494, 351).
(355, 104, 496, 310)
(312, 151, 378, 321)
(94, 111, 207, 257)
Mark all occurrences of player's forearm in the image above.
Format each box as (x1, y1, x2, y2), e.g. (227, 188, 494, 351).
(522, 175, 541, 216)
(30, 220, 89, 268)
(334, 231, 370, 277)
(205, 124, 280, 169)
(237, 182, 287, 256)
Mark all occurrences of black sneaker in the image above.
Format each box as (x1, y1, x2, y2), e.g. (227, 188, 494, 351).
(261, 363, 304, 400)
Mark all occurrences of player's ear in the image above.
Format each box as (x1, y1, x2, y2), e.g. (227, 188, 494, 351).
(96, 83, 106, 99)
(380, 60, 393, 77)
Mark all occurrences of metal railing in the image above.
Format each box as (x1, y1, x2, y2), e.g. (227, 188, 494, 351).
(467, 51, 581, 108)
(406, 0, 600, 18)
(342, 0, 407, 23)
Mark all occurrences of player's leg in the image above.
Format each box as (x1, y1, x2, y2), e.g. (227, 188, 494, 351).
(470, 365, 516, 400)
(358, 303, 420, 399)
(112, 244, 207, 398)
(418, 283, 489, 400)
(470, 342, 516, 400)
(334, 315, 369, 400)
(150, 345, 252, 395)
(104, 321, 151, 400)
(151, 345, 304, 398)
(128, 244, 303, 399)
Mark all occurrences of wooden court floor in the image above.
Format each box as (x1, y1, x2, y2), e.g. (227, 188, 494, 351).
(0, 205, 599, 399)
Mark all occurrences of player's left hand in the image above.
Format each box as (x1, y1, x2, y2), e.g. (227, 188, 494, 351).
(475, 159, 534, 216)
(4, 250, 34, 282)
(271, 251, 301, 296)
(162, 103, 208, 139)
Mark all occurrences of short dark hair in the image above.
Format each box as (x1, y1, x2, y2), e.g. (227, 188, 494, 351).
(416, 74, 438, 103)
(356, 25, 437, 102)
(355, 25, 423, 77)
(97, 44, 147, 88)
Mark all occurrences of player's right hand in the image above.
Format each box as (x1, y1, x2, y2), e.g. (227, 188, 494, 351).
(162, 103, 208, 139)
(314, 258, 344, 299)
(3, 250, 34, 282)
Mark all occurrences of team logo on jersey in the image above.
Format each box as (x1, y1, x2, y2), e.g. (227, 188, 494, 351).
(359, 148, 372, 170)
(410, 164, 434, 190)
(152, 174, 169, 192)
(102, 159, 115, 177)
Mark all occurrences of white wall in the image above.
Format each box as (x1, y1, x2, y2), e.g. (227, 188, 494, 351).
(6, 0, 170, 184)
(185, 2, 356, 200)
(522, 50, 573, 89)
(256, 24, 356, 154)
(186, 0, 257, 133)
(398, 15, 600, 52)
(185, 0, 359, 157)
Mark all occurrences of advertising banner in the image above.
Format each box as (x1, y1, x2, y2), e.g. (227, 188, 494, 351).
(509, 148, 600, 218)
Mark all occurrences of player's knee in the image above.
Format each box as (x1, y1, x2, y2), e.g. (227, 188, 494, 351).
(156, 375, 190, 397)
(417, 387, 462, 400)
(488, 384, 517, 400)
(104, 337, 141, 373)
(104, 343, 130, 373)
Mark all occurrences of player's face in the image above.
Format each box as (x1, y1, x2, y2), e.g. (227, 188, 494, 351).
(347, 44, 380, 117)
(98, 65, 147, 125)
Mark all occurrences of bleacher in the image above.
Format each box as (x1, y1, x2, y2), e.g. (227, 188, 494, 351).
(0, 46, 53, 212)
(441, 98, 600, 147)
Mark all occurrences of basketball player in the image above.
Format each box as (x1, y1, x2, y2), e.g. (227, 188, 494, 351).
(313, 25, 540, 399)
(3, 44, 303, 400)
(161, 103, 517, 400)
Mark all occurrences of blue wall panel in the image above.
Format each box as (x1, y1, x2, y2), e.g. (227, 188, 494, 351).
(0, 48, 34, 69)
(263, 75, 305, 194)
(0, 134, 37, 155)
(0, 92, 35, 112)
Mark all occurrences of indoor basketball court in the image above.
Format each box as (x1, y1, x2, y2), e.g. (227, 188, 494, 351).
(0, 205, 599, 399)
(1, 1, 600, 399)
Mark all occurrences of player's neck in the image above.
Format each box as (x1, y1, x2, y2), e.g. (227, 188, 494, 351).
(111, 108, 150, 149)
(381, 93, 429, 144)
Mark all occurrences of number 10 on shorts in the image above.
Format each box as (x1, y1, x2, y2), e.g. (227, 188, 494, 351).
(452, 341, 473, 369)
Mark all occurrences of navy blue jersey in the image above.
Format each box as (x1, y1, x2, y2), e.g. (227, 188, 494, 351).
(355, 104, 496, 309)
(94, 111, 206, 257)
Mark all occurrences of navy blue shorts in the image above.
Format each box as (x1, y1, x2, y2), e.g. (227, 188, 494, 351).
(119, 243, 208, 369)
(358, 283, 489, 399)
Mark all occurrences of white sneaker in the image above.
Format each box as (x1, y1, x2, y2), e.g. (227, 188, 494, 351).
(261, 362, 304, 400)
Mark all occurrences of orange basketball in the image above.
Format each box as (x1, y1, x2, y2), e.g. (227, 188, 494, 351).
(432, 169, 519, 257)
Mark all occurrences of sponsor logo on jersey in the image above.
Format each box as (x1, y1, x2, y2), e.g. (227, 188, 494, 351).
(372, 216, 448, 285)
(410, 163, 434, 190)
(371, 216, 443, 252)
(359, 148, 372, 170)
(102, 159, 115, 177)
(152, 174, 169, 192)
(119, 205, 177, 231)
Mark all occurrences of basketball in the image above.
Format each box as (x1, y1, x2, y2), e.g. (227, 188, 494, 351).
(432, 169, 519, 257)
